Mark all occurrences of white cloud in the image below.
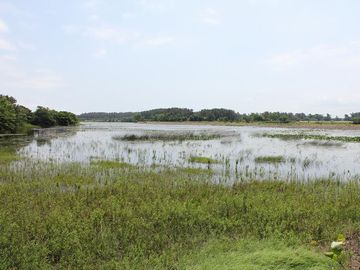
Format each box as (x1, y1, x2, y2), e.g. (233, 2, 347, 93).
(85, 26, 141, 44)
(137, 0, 166, 12)
(82, 0, 101, 21)
(0, 18, 9, 33)
(0, 37, 15, 51)
(0, 58, 65, 90)
(141, 36, 175, 47)
(121, 12, 137, 20)
(94, 48, 108, 58)
(22, 72, 65, 89)
(83, 0, 99, 10)
(64, 23, 176, 49)
(267, 42, 360, 71)
(0, 54, 17, 62)
(200, 8, 221, 26)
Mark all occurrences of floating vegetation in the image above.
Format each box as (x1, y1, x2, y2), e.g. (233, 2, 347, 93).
(189, 156, 220, 164)
(261, 133, 360, 143)
(301, 141, 344, 147)
(255, 156, 285, 164)
(112, 132, 222, 142)
(90, 160, 134, 169)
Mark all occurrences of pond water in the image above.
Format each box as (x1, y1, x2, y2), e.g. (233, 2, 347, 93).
(16, 122, 360, 182)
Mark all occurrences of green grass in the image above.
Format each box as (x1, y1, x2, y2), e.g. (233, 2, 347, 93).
(0, 148, 20, 164)
(261, 133, 360, 143)
(90, 160, 134, 169)
(179, 238, 340, 270)
(1, 155, 360, 269)
(189, 156, 220, 164)
(255, 155, 285, 164)
(113, 133, 222, 142)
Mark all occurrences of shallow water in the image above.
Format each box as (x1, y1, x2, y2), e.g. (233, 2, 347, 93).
(16, 122, 360, 182)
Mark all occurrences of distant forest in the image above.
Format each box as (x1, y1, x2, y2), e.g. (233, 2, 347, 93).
(79, 108, 360, 124)
(0, 95, 79, 134)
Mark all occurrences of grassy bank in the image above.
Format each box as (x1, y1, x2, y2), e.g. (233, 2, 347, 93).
(0, 152, 359, 269)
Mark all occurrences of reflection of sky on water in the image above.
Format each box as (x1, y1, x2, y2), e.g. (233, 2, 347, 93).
(19, 122, 360, 182)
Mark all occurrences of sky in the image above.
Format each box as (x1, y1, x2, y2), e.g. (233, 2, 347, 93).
(0, 0, 359, 116)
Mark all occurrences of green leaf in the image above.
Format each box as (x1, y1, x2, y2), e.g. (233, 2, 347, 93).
(337, 234, 346, 242)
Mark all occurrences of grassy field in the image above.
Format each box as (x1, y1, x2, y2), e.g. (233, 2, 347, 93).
(0, 149, 359, 269)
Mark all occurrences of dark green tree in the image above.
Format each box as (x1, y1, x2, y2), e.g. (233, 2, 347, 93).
(0, 95, 17, 133)
(32, 106, 58, 128)
(55, 111, 79, 126)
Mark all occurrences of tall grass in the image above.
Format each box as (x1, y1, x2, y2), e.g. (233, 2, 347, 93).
(1, 153, 360, 269)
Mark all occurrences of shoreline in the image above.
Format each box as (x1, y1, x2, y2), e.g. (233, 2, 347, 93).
(82, 120, 360, 130)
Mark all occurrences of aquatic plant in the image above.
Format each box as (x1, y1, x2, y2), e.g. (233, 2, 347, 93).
(261, 133, 360, 143)
(254, 156, 285, 164)
(189, 156, 220, 164)
(112, 133, 222, 142)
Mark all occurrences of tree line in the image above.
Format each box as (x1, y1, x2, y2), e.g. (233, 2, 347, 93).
(79, 108, 360, 124)
(0, 95, 79, 134)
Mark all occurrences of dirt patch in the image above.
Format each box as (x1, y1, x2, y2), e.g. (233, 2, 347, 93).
(345, 232, 360, 269)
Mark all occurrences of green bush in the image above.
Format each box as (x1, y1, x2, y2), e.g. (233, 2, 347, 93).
(32, 107, 79, 128)
(352, 117, 360, 124)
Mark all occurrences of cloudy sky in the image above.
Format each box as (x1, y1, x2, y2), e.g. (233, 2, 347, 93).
(0, 0, 359, 116)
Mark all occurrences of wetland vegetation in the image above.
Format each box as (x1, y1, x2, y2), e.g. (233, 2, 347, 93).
(1, 147, 360, 269)
(189, 156, 220, 164)
(112, 132, 222, 142)
(261, 133, 360, 143)
(254, 155, 286, 164)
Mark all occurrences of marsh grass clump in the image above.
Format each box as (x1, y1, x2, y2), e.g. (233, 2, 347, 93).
(0, 148, 20, 164)
(112, 132, 222, 142)
(255, 155, 285, 164)
(90, 160, 134, 169)
(261, 133, 360, 143)
(189, 156, 220, 164)
(301, 141, 344, 147)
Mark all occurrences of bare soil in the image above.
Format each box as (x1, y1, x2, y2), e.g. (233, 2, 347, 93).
(345, 233, 360, 270)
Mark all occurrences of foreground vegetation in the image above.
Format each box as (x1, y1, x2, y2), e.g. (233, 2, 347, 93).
(0, 148, 360, 269)
(179, 239, 340, 270)
(0, 95, 78, 134)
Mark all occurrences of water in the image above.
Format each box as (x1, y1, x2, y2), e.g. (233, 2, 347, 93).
(16, 122, 360, 182)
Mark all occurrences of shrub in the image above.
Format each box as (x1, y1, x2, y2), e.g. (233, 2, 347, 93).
(352, 117, 360, 124)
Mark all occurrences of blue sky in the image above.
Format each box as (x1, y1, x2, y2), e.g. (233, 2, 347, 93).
(0, 0, 359, 116)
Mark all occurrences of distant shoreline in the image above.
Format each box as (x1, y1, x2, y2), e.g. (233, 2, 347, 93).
(81, 121, 360, 130)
